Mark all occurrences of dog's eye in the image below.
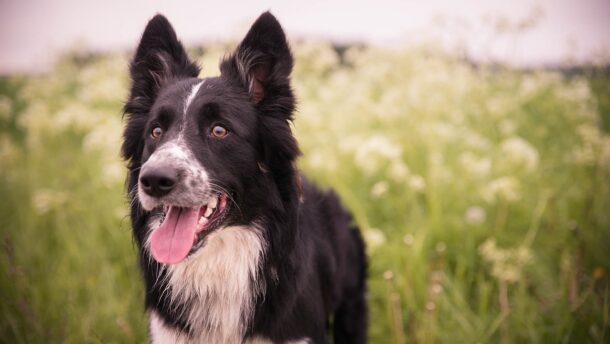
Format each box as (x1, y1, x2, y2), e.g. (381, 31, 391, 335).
(211, 125, 228, 138)
(151, 127, 163, 139)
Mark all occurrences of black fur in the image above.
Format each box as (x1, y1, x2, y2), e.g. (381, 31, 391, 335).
(123, 12, 367, 343)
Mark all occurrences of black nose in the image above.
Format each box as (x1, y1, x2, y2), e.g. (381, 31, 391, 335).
(139, 167, 178, 197)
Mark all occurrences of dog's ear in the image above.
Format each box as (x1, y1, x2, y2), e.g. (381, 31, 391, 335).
(129, 14, 199, 99)
(122, 14, 199, 164)
(221, 13, 299, 205)
(220, 12, 294, 108)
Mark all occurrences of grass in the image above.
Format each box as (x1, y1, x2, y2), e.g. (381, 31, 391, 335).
(0, 43, 609, 343)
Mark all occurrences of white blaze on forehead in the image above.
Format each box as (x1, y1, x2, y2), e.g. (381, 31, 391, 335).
(184, 80, 205, 117)
(177, 80, 205, 140)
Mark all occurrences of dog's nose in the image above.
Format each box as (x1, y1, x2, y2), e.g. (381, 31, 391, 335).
(139, 167, 178, 197)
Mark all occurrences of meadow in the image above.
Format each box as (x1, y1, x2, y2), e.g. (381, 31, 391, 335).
(0, 42, 609, 343)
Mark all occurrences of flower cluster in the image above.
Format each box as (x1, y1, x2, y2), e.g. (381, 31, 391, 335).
(479, 238, 533, 283)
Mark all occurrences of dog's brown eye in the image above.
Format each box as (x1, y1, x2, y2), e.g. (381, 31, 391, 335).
(211, 125, 228, 138)
(151, 127, 163, 139)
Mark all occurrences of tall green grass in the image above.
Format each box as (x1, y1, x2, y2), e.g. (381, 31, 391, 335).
(1, 43, 609, 343)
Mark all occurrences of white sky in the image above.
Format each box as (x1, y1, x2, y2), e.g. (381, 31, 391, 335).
(1, 0, 609, 73)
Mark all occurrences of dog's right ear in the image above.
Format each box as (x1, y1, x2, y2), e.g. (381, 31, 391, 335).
(128, 14, 199, 100)
(122, 14, 199, 163)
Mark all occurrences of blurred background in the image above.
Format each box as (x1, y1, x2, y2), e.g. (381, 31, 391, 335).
(1, 0, 609, 343)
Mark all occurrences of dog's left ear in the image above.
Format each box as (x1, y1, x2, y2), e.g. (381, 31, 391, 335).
(220, 12, 294, 106)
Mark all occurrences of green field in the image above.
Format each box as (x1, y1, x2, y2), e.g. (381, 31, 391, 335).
(1, 43, 609, 343)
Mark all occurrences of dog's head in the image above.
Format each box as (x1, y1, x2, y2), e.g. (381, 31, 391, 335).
(122, 12, 298, 265)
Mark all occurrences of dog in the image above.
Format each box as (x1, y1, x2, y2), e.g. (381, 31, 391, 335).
(122, 12, 367, 344)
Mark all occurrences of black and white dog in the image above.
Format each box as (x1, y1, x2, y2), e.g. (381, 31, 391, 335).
(122, 12, 367, 343)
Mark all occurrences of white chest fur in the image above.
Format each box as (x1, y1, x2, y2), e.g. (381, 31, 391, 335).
(150, 313, 311, 344)
(149, 225, 266, 344)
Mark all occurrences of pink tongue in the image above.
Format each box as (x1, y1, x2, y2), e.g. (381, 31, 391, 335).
(150, 206, 199, 264)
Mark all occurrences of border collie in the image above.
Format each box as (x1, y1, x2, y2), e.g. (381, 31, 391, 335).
(122, 12, 367, 344)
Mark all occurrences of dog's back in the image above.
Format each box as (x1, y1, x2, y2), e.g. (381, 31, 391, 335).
(254, 178, 368, 343)
(301, 180, 368, 343)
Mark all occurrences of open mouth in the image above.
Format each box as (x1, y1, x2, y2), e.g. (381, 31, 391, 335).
(149, 193, 229, 265)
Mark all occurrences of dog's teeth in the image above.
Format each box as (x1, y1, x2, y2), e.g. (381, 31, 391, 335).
(198, 216, 207, 225)
(204, 207, 213, 218)
(208, 197, 218, 209)
(219, 194, 227, 210)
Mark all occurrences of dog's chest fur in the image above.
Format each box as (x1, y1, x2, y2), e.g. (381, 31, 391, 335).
(149, 225, 266, 343)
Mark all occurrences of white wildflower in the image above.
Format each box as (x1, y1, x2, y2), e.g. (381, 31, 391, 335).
(485, 97, 512, 118)
(518, 75, 541, 98)
(409, 175, 426, 192)
(464, 131, 492, 151)
(464, 206, 486, 225)
(363, 228, 386, 252)
(555, 77, 592, 103)
(78, 75, 125, 103)
(388, 160, 409, 182)
(435, 242, 447, 253)
(481, 176, 521, 203)
(459, 152, 491, 179)
(403, 234, 415, 246)
(430, 283, 443, 295)
(338, 136, 361, 153)
(307, 152, 325, 170)
(83, 118, 122, 155)
(17, 101, 50, 133)
(371, 181, 389, 198)
(54, 103, 101, 132)
(354, 135, 402, 175)
(571, 123, 603, 165)
(500, 136, 539, 172)
(479, 238, 533, 283)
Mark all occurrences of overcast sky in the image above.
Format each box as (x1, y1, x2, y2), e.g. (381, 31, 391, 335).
(1, 0, 609, 73)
